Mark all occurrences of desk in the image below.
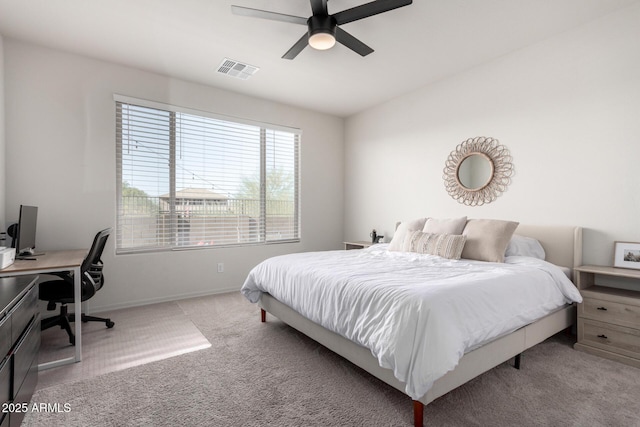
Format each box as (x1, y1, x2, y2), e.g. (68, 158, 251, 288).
(0, 250, 87, 370)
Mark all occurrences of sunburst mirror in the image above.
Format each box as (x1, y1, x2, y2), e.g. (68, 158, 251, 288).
(443, 136, 514, 206)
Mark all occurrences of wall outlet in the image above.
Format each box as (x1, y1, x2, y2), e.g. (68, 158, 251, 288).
(217, 263, 224, 273)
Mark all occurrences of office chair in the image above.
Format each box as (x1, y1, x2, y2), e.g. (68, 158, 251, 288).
(39, 228, 114, 345)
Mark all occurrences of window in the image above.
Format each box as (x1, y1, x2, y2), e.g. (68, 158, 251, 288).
(115, 96, 300, 254)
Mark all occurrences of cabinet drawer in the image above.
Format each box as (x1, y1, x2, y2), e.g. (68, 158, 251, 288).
(0, 358, 10, 414)
(12, 314, 40, 400)
(578, 318, 640, 360)
(0, 315, 10, 358)
(579, 297, 640, 328)
(10, 284, 38, 344)
(12, 356, 38, 427)
(11, 316, 40, 427)
(11, 286, 38, 342)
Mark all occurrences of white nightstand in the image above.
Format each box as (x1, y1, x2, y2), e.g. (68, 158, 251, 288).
(343, 241, 374, 250)
(573, 265, 640, 368)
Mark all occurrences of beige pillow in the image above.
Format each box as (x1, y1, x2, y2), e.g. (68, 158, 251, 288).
(388, 218, 428, 252)
(461, 219, 519, 263)
(402, 231, 467, 260)
(423, 216, 467, 235)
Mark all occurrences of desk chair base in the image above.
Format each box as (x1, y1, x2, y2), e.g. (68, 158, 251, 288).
(41, 303, 115, 346)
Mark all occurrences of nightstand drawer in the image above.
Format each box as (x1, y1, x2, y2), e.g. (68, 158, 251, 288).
(578, 318, 640, 360)
(579, 297, 640, 328)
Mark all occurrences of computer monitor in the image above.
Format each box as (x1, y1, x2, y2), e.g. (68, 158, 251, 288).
(15, 205, 39, 257)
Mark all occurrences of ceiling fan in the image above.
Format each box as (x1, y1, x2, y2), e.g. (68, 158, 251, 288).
(231, 0, 413, 60)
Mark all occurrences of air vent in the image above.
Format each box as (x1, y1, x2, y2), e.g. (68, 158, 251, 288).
(217, 58, 259, 80)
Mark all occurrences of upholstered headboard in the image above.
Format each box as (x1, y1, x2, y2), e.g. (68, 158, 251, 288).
(394, 221, 583, 281)
(514, 224, 583, 275)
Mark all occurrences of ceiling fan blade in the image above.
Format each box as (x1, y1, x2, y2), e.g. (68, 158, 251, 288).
(310, 0, 328, 16)
(335, 27, 374, 57)
(231, 5, 307, 26)
(334, 0, 412, 25)
(282, 33, 309, 60)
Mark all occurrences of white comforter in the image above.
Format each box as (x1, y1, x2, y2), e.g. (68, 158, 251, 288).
(241, 244, 583, 400)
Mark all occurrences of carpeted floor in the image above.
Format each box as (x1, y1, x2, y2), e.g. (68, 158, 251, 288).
(36, 301, 211, 390)
(24, 292, 640, 426)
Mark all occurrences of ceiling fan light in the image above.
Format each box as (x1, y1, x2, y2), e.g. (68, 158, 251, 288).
(309, 32, 336, 50)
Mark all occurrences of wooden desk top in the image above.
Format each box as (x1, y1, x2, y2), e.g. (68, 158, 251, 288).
(0, 249, 87, 274)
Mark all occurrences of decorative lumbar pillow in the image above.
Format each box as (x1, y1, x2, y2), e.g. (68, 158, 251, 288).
(423, 216, 467, 235)
(461, 219, 519, 263)
(388, 218, 428, 252)
(402, 231, 467, 260)
(505, 235, 546, 259)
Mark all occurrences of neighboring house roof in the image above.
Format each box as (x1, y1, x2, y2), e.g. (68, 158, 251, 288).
(159, 188, 228, 200)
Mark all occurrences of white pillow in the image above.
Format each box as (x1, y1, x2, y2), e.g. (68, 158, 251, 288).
(388, 218, 427, 252)
(505, 235, 546, 260)
(423, 216, 467, 235)
(402, 231, 467, 260)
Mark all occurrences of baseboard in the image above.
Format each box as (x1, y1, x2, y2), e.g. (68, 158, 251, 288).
(85, 286, 242, 314)
(574, 342, 640, 369)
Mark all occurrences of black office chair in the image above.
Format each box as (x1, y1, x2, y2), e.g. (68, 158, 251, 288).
(39, 228, 114, 345)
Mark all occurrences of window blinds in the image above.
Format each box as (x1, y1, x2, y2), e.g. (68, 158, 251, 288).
(116, 98, 300, 253)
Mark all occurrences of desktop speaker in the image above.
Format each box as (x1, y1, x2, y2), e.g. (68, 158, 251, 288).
(7, 223, 17, 248)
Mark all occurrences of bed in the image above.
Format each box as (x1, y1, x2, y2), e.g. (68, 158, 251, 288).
(241, 222, 583, 426)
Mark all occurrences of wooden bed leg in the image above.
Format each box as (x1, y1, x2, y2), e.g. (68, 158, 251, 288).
(514, 353, 521, 370)
(413, 400, 424, 427)
(261, 309, 266, 323)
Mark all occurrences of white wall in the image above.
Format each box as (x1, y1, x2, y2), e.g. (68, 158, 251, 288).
(3, 40, 344, 311)
(345, 4, 640, 266)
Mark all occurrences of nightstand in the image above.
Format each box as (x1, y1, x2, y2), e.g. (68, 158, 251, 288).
(573, 265, 640, 368)
(344, 241, 373, 250)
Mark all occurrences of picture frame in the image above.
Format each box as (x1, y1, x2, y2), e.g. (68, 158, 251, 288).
(613, 241, 640, 270)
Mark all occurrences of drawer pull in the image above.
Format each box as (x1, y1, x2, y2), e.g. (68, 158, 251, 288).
(596, 307, 608, 311)
(597, 334, 608, 339)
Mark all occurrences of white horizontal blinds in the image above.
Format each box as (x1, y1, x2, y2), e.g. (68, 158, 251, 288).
(117, 103, 172, 251)
(174, 113, 262, 246)
(116, 98, 300, 253)
(264, 129, 299, 242)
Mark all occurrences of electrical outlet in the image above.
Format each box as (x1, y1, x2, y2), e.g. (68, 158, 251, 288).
(217, 263, 224, 273)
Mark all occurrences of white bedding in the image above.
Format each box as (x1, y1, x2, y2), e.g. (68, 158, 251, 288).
(241, 244, 583, 400)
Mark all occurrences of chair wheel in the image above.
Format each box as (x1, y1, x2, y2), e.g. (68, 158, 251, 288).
(106, 320, 115, 328)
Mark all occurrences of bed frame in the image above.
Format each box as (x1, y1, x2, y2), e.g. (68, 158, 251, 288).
(257, 225, 583, 426)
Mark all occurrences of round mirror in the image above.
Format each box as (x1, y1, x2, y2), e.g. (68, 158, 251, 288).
(456, 153, 494, 190)
(443, 137, 513, 206)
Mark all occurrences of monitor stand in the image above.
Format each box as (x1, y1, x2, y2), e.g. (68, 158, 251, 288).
(16, 249, 45, 259)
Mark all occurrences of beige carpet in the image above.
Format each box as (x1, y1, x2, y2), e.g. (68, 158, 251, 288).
(24, 292, 640, 426)
(37, 300, 211, 390)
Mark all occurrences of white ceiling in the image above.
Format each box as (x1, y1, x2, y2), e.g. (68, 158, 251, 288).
(0, 0, 637, 117)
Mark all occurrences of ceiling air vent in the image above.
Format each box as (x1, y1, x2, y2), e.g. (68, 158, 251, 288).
(217, 58, 259, 80)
